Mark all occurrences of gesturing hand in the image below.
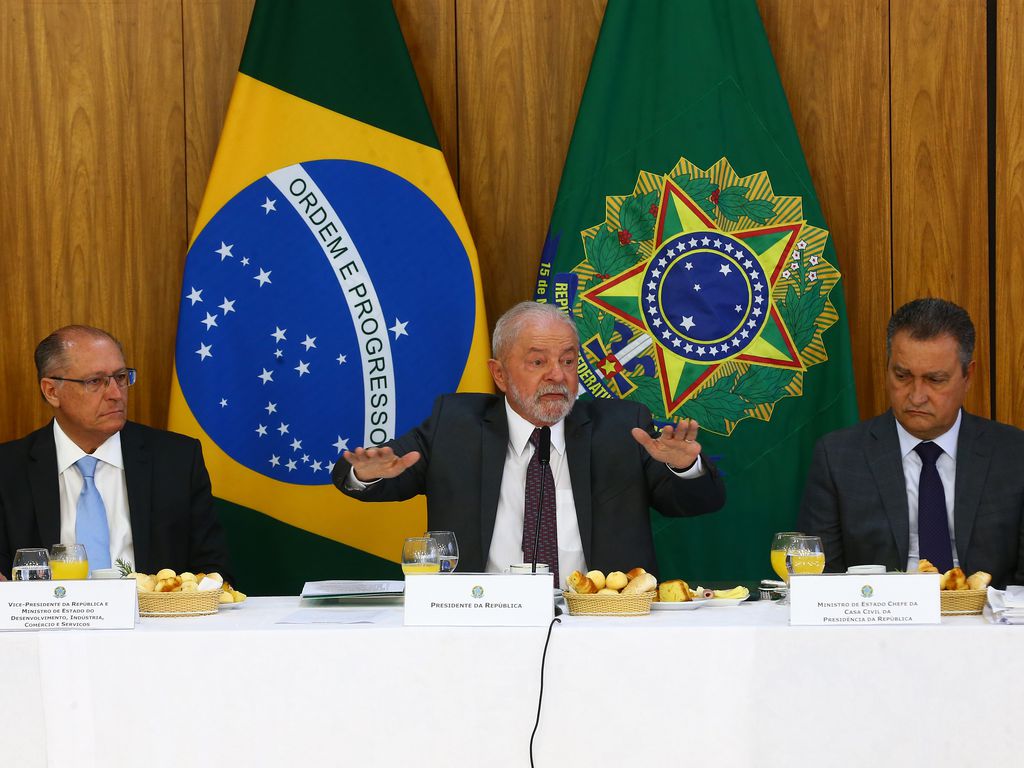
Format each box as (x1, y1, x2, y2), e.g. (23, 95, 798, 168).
(630, 418, 702, 471)
(343, 446, 422, 482)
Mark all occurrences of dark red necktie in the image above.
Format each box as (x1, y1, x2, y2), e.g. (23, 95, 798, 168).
(522, 427, 558, 586)
(915, 441, 954, 572)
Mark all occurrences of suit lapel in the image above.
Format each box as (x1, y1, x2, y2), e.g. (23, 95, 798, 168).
(953, 411, 986, 562)
(27, 424, 61, 548)
(867, 412, 911, 565)
(565, 403, 593, 566)
(479, 399, 508, 562)
(120, 423, 153, 569)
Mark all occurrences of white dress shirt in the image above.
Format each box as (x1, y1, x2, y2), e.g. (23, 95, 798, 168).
(896, 410, 961, 571)
(53, 421, 135, 568)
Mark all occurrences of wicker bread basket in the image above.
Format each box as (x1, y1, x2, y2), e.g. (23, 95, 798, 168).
(940, 588, 987, 616)
(562, 590, 655, 616)
(138, 589, 223, 617)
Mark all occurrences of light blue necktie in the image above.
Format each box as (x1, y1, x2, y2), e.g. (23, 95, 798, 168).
(75, 455, 111, 570)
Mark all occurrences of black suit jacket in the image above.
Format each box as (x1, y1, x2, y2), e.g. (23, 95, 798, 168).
(332, 394, 725, 576)
(798, 410, 1024, 588)
(0, 421, 232, 580)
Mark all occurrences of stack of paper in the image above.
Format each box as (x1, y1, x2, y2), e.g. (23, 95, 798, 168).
(985, 585, 1024, 624)
(300, 580, 404, 600)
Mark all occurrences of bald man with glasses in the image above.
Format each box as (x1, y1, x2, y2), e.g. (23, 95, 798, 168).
(0, 325, 231, 580)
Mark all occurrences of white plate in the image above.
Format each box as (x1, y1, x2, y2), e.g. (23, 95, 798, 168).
(651, 598, 710, 611)
(218, 599, 246, 609)
(702, 595, 750, 607)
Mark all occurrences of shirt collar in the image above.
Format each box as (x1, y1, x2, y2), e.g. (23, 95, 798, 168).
(895, 409, 961, 461)
(503, 399, 566, 457)
(53, 420, 124, 474)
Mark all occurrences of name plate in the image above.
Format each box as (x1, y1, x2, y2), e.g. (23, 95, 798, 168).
(789, 572, 940, 625)
(404, 573, 554, 626)
(1, 579, 138, 631)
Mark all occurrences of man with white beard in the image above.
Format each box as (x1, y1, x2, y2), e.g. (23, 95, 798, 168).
(333, 301, 725, 588)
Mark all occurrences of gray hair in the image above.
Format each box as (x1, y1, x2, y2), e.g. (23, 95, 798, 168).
(35, 325, 124, 379)
(886, 298, 974, 374)
(491, 301, 579, 360)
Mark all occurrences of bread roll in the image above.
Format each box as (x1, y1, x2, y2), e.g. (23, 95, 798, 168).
(622, 572, 657, 594)
(605, 571, 628, 590)
(596, 587, 619, 595)
(944, 567, 967, 591)
(586, 570, 607, 590)
(966, 571, 991, 591)
(918, 559, 938, 574)
(219, 590, 235, 603)
(155, 568, 177, 581)
(657, 579, 691, 602)
(567, 570, 599, 594)
(626, 567, 646, 581)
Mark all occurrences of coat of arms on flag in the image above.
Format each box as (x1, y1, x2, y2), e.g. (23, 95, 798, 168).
(547, 156, 840, 436)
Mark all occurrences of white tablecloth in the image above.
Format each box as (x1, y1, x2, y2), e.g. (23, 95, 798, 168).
(3, 597, 1021, 767)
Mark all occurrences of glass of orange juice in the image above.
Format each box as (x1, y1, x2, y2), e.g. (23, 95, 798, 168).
(786, 535, 825, 580)
(401, 537, 440, 575)
(49, 543, 89, 580)
(770, 532, 803, 584)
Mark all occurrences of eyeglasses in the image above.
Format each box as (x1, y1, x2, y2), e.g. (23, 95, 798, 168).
(47, 368, 137, 393)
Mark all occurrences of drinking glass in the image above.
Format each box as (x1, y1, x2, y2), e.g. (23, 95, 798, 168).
(49, 543, 89, 580)
(426, 530, 459, 573)
(786, 535, 825, 578)
(770, 531, 803, 584)
(12, 548, 52, 581)
(401, 537, 440, 575)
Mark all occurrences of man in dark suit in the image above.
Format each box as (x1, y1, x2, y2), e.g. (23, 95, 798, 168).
(799, 299, 1024, 588)
(0, 325, 231, 580)
(333, 302, 725, 586)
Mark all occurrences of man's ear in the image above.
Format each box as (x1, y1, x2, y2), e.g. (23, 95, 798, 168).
(487, 359, 507, 393)
(40, 379, 60, 407)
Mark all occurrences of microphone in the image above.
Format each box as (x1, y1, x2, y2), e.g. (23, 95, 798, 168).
(531, 426, 552, 577)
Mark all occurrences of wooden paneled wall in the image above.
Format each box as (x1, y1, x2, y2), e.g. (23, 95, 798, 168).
(1, 0, 1021, 446)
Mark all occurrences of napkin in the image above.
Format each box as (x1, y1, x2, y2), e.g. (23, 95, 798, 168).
(984, 586, 1024, 624)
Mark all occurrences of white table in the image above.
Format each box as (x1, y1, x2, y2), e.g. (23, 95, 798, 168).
(3, 597, 1020, 767)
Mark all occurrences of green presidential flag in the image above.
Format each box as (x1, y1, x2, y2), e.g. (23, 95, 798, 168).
(536, 0, 858, 583)
(169, 0, 491, 594)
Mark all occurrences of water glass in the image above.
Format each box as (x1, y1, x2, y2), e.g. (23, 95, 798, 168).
(12, 548, 52, 581)
(426, 530, 459, 573)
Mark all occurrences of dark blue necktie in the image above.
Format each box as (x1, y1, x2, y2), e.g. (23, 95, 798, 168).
(914, 441, 953, 572)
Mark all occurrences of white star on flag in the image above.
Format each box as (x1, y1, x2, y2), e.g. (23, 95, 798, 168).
(258, 368, 274, 384)
(215, 242, 234, 260)
(719, 264, 732, 277)
(269, 455, 280, 467)
(261, 197, 277, 214)
(311, 460, 323, 472)
(274, 349, 283, 359)
(333, 436, 349, 452)
(186, 287, 203, 305)
(390, 318, 409, 339)
(219, 398, 228, 408)
(277, 422, 289, 435)
(295, 360, 310, 376)
(195, 343, 213, 361)
(680, 316, 696, 331)
(254, 268, 272, 286)
(265, 402, 277, 414)
(301, 335, 317, 350)
(337, 354, 347, 364)
(219, 297, 236, 314)
(255, 424, 268, 437)
(240, 256, 250, 266)
(290, 438, 302, 451)
(286, 459, 297, 471)
(271, 327, 287, 342)
(201, 312, 219, 330)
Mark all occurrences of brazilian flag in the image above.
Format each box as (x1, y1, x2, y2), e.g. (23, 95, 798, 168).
(169, 0, 490, 595)
(536, 0, 859, 583)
